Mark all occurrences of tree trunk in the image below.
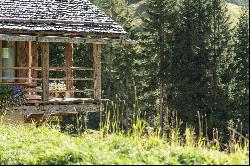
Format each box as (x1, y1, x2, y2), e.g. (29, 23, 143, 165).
(160, 80, 164, 131)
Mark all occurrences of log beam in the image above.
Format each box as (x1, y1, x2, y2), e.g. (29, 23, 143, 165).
(40, 42, 49, 101)
(65, 43, 74, 98)
(28, 41, 37, 95)
(0, 34, 137, 44)
(0, 41, 2, 81)
(30, 42, 37, 82)
(93, 44, 102, 100)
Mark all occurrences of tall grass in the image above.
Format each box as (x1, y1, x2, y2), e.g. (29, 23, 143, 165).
(0, 118, 249, 164)
(97, 94, 249, 156)
(0, 88, 249, 164)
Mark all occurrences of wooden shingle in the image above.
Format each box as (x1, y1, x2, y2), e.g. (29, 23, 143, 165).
(0, 0, 126, 36)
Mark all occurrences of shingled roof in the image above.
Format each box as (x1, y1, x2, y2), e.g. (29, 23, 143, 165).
(0, 0, 126, 36)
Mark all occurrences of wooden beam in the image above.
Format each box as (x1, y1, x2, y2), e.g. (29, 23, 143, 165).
(0, 41, 2, 82)
(0, 34, 137, 44)
(0, 18, 114, 26)
(0, 77, 41, 81)
(49, 78, 93, 81)
(38, 36, 136, 44)
(40, 42, 49, 101)
(0, 67, 93, 71)
(2, 31, 123, 38)
(65, 43, 74, 98)
(93, 44, 102, 100)
(28, 41, 38, 95)
(14, 104, 101, 116)
(0, 82, 36, 87)
(28, 42, 32, 80)
(0, 34, 36, 41)
(30, 42, 38, 86)
(26, 89, 93, 93)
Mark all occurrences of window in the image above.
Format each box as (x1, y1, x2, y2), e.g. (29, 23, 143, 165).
(0, 41, 16, 82)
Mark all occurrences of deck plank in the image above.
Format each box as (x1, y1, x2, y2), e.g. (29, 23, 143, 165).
(23, 98, 104, 105)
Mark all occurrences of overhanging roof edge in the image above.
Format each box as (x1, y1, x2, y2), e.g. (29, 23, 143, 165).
(0, 34, 137, 44)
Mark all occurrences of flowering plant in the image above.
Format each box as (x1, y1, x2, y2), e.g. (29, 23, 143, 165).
(0, 85, 28, 112)
(49, 81, 66, 98)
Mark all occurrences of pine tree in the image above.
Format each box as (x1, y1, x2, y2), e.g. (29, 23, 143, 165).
(139, 0, 180, 130)
(205, 0, 235, 136)
(232, 6, 249, 134)
(170, 0, 235, 138)
(170, 0, 213, 130)
(91, 0, 135, 100)
(92, 0, 139, 129)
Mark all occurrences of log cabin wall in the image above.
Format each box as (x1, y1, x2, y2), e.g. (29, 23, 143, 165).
(16, 41, 29, 83)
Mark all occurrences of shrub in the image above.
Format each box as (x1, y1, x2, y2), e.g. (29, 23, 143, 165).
(0, 85, 28, 112)
(49, 81, 66, 98)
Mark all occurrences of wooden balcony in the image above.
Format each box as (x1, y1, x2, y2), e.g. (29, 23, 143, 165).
(0, 42, 103, 125)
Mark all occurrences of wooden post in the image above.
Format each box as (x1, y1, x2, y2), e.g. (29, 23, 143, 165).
(93, 44, 102, 100)
(31, 42, 38, 83)
(0, 41, 2, 82)
(40, 42, 49, 101)
(28, 41, 37, 95)
(65, 43, 74, 98)
(28, 42, 32, 81)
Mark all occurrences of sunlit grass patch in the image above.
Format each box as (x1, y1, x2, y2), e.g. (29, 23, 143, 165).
(0, 123, 248, 165)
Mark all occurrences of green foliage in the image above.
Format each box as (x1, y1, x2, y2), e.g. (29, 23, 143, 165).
(91, 0, 139, 119)
(0, 124, 248, 165)
(230, 6, 249, 135)
(169, 0, 214, 128)
(49, 0, 248, 147)
(136, 0, 180, 125)
(156, 0, 237, 141)
(0, 86, 27, 111)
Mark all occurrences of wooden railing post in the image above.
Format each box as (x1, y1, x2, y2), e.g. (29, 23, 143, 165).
(28, 41, 38, 96)
(40, 42, 49, 101)
(29, 41, 37, 83)
(0, 41, 2, 82)
(93, 44, 102, 100)
(65, 43, 74, 98)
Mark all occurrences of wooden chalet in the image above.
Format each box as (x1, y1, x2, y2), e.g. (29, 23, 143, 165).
(0, 0, 134, 124)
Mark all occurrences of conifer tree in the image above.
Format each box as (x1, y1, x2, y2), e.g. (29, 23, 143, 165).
(91, 0, 135, 101)
(232, 6, 249, 134)
(139, 0, 180, 130)
(205, 0, 235, 135)
(170, 0, 235, 138)
(92, 0, 138, 129)
(170, 0, 213, 129)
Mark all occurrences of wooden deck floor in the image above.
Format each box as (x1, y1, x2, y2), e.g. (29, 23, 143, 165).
(10, 98, 109, 126)
(24, 98, 105, 105)
(15, 98, 108, 113)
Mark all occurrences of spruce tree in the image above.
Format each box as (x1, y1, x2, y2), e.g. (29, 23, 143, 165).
(170, 0, 235, 139)
(139, 0, 180, 130)
(92, 0, 138, 129)
(232, 6, 249, 135)
(170, 0, 213, 131)
(206, 0, 234, 137)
